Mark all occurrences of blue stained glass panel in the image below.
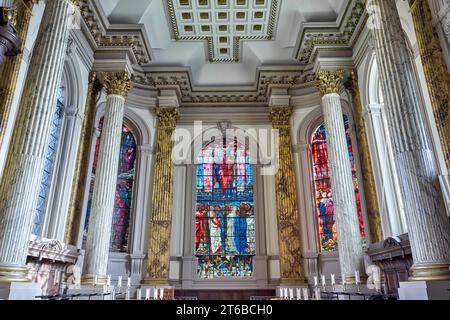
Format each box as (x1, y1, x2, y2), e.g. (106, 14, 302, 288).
(32, 85, 65, 235)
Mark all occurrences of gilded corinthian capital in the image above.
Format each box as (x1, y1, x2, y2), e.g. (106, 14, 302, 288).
(269, 106, 293, 129)
(156, 107, 179, 129)
(101, 71, 132, 96)
(315, 69, 345, 96)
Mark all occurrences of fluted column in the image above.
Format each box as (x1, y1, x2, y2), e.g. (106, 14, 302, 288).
(269, 104, 305, 285)
(410, 0, 450, 172)
(144, 107, 179, 286)
(64, 72, 103, 245)
(0, 0, 35, 147)
(344, 71, 383, 243)
(315, 70, 365, 282)
(367, 0, 450, 281)
(0, 0, 78, 283)
(81, 71, 131, 285)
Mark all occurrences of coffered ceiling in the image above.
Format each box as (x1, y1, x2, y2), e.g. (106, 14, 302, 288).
(87, 0, 365, 86)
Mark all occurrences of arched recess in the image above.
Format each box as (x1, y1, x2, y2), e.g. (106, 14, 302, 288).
(40, 54, 88, 241)
(173, 124, 273, 289)
(78, 101, 154, 280)
(360, 54, 407, 237)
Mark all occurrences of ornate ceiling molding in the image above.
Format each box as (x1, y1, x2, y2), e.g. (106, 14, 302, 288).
(294, 0, 367, 64)
(165, 0, 280, 63)
(132, 67, 317, 106)
(76, 0, 152, 65)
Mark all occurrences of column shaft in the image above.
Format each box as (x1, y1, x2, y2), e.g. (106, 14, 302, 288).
(64, 72, 102, 245)
(270, 106, 305, 285)
(81, 72, 131, 285)
(0, 0, 35, 147)
(0, 0, 76, 283)
(345, 71, 384, 243)
(368, 0, 450, 280)
(410, 0, 450, 171)
(144, 107, 178, 286)
(316, 70, 365, 281)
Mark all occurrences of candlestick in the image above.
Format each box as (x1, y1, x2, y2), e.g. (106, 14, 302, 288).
(146, 288, 150, 300)
(137, 288, 142, 300)
(107, 275, 111, 287)
(331, 274, 336, 286)
(283, 288, 288, 300)
(153, 288, 158, 300)
(302, 288, 309, 301)
(321, 275, 326, 288)
(296, 288, 302, 300)
(313, 276, 318, 287)
(127, 277, 131, 288)
(289, 288, 294, 300)
(118, 276, 122, 288)
(94, 275, 98, 286)
(315, 288, 321, 301)
(54, 270, 60, 286)
(280, 288, 285, 299)
(159, 288, 164, 300)
(355, 271, 361, 285)
(341, 273, 346, 285)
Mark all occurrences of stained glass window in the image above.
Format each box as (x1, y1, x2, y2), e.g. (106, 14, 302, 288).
(311, 115, 365, 252)
(33, 85, 65, 235)
(195, 139, 255, 279)
(84, 118, 137, 252)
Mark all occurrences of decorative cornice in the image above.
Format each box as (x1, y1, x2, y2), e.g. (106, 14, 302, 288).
(315, 69, 345, 96)
(295, 0, 367, 64)
(132, 68, 317, 106)
(76, 0, 151, 65)
(101, 71, 132, 96)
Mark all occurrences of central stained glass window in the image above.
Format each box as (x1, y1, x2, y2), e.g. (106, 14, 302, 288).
(195, 139, 255, 279)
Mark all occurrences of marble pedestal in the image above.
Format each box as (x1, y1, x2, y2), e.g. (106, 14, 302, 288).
(0, 282, 42, 300)
(398, 281, 450, 300)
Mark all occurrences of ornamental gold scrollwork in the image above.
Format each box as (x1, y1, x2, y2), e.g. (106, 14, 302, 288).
(315, 69, 345, 96)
